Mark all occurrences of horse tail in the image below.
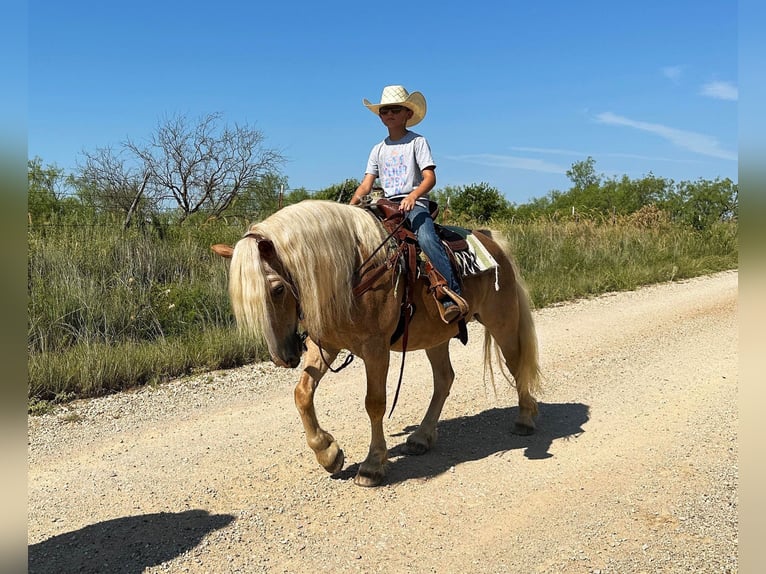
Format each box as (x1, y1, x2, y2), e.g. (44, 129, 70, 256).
(480, 234, 542, 401)
(512, 265, 543, 398)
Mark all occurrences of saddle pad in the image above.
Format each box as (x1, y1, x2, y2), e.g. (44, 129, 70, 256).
(442, 227, 499, 278)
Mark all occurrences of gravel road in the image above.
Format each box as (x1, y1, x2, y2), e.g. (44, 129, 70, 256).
(28, 270, 738, 574)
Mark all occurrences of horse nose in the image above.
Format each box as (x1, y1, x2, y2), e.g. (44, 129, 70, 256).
(271, 351, 301, 369)
(271, 355, 290, 368)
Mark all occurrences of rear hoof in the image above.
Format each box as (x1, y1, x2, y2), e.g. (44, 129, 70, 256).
(512, 421, 536, 436)
(404, 437, 431, 455)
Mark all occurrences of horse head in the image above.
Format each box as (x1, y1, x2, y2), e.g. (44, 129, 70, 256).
(212, 235, 304, 369)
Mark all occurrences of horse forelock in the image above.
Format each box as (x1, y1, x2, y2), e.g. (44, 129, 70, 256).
(228, 235, 272, 340)
(242, 200, 387, 338)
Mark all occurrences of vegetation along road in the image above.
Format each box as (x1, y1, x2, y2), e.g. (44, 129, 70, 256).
(28, 271, 738, 573)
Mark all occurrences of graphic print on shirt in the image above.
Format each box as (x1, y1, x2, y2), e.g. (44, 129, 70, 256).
(380, 150, 407, 195)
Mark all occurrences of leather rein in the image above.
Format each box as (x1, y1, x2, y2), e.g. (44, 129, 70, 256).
(314, 207, 415, 417)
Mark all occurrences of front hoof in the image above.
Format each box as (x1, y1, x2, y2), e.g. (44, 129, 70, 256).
(317, 442, 345, 474)
(354, 468, 385, 487)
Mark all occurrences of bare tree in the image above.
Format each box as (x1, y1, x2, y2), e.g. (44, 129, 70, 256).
(126, 112, 285, 222)
(77, 147, 152, 229)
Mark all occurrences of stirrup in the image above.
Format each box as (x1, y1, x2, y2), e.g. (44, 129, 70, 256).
(437, 287, 469, 324)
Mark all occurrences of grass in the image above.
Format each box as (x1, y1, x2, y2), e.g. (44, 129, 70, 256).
(495, 217, 737, 307)
(28, 213, 737, 411)
(28, 327, 263, 402)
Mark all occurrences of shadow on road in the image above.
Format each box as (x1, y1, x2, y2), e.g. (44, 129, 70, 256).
(28, 509, 235, 574)
(334, 402, 590, 484)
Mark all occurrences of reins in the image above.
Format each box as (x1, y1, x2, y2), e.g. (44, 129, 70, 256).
(354, 218, 406, 278)
(291, 205, 415, 417)
(296, 306, 355, 374)
(308, 218, 412, 384)
(316, 341, 355, 373)
(351, 207, 418, 418)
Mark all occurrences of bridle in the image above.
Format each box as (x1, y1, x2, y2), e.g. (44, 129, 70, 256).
(272, 265, 357, 375)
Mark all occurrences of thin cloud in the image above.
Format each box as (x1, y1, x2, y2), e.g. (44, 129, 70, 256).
(595, 112, 737, 161)
(511, 146, 695, 164)
(662, 65, 683, 83)
(700, 81, 738, 101)
(604, 152, 700, 164)
(511, 146, 584, 157)
(447, 154, 566, 174)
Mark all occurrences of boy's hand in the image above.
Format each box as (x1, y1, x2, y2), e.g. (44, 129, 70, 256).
(399, 194, 417, 212)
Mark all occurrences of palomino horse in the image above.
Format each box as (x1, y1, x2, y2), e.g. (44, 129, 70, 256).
(212, 199, 541, 487)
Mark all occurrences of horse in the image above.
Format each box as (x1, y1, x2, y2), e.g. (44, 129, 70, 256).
(211, 199, 541, 487)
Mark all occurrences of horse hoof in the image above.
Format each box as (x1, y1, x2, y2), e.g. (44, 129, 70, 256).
(318, 443, 345, 474)
(354, 469, 384, 487)
(404, 438, 430, 455)
(329, 448, 345, 474)
(512, 422, 535, 436)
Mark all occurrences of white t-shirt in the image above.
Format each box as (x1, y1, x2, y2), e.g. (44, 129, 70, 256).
(365, 131, 435, 202)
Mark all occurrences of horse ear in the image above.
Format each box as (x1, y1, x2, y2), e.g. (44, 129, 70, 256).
(210, 244, 234, 259)
(257, 238, 276, 260)
(242, 232, 276, 261)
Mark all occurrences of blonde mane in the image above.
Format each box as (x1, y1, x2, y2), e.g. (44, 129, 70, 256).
(229, 200, 388, 339)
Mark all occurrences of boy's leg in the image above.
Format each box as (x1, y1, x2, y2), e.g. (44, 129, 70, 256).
(406, 206, 468, 322)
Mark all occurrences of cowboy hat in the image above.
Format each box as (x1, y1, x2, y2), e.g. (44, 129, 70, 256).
(363, 85, 427, 127)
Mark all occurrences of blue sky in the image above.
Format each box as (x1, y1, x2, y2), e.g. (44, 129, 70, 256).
(28, 1, 737, 205)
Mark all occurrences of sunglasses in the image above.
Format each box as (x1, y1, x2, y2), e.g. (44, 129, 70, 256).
(379, 106, 407, 115)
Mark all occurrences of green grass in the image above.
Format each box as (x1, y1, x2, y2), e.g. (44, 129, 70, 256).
(495, 218, 737, 307)
(28, 214, 737, 411)
(28, 327, 264, 402)
(28, 217, 266, 409)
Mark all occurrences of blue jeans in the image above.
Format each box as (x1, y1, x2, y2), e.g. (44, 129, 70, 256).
(405, 205, 462, 296)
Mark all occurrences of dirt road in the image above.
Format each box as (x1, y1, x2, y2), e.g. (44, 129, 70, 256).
(28, 271, 738, 573)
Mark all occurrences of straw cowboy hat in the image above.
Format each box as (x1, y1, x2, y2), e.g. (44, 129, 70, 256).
(363, 85, 427, 127)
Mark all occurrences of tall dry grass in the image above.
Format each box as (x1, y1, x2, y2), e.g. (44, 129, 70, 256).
(28, 212, 737, 409)
(28, 217, 263, 407)
(495, 212, 737, 307)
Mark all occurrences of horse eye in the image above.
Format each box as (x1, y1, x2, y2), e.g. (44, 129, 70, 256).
(272, 284, 285, 296)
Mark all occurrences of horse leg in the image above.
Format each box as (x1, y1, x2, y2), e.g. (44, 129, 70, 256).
(294, 338, 345, 474)
(355, 348, 391, 487)
(482, 316, 540, 435)
(405, 342, 454, 455)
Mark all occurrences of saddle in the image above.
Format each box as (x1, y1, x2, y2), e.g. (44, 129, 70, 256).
(354, 197, 470, 345)
(353, 197, 470, 419)
(367, 198, 469, 254)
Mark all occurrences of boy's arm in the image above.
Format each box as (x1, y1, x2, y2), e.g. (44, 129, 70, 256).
(399, 167, 436, 212)
(350, 173, 377, 205)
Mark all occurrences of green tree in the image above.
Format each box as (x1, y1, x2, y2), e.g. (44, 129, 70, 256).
(430, 185, 461, 223)
(231, 173, 289, 220)
(601, 173, 673, 215)
(510, 193, 555, 221)
(663, 178, 738, 229)
(283, 187, 312, 206)
(566, 172, 674, 220)
(450, 182, 509, 222)
(313, 179, 360, 203)
(566, 156, 601, 191)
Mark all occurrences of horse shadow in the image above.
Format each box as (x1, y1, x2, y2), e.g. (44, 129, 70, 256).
(335, 402, 590, 485)
(28, 509, 235, 574)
